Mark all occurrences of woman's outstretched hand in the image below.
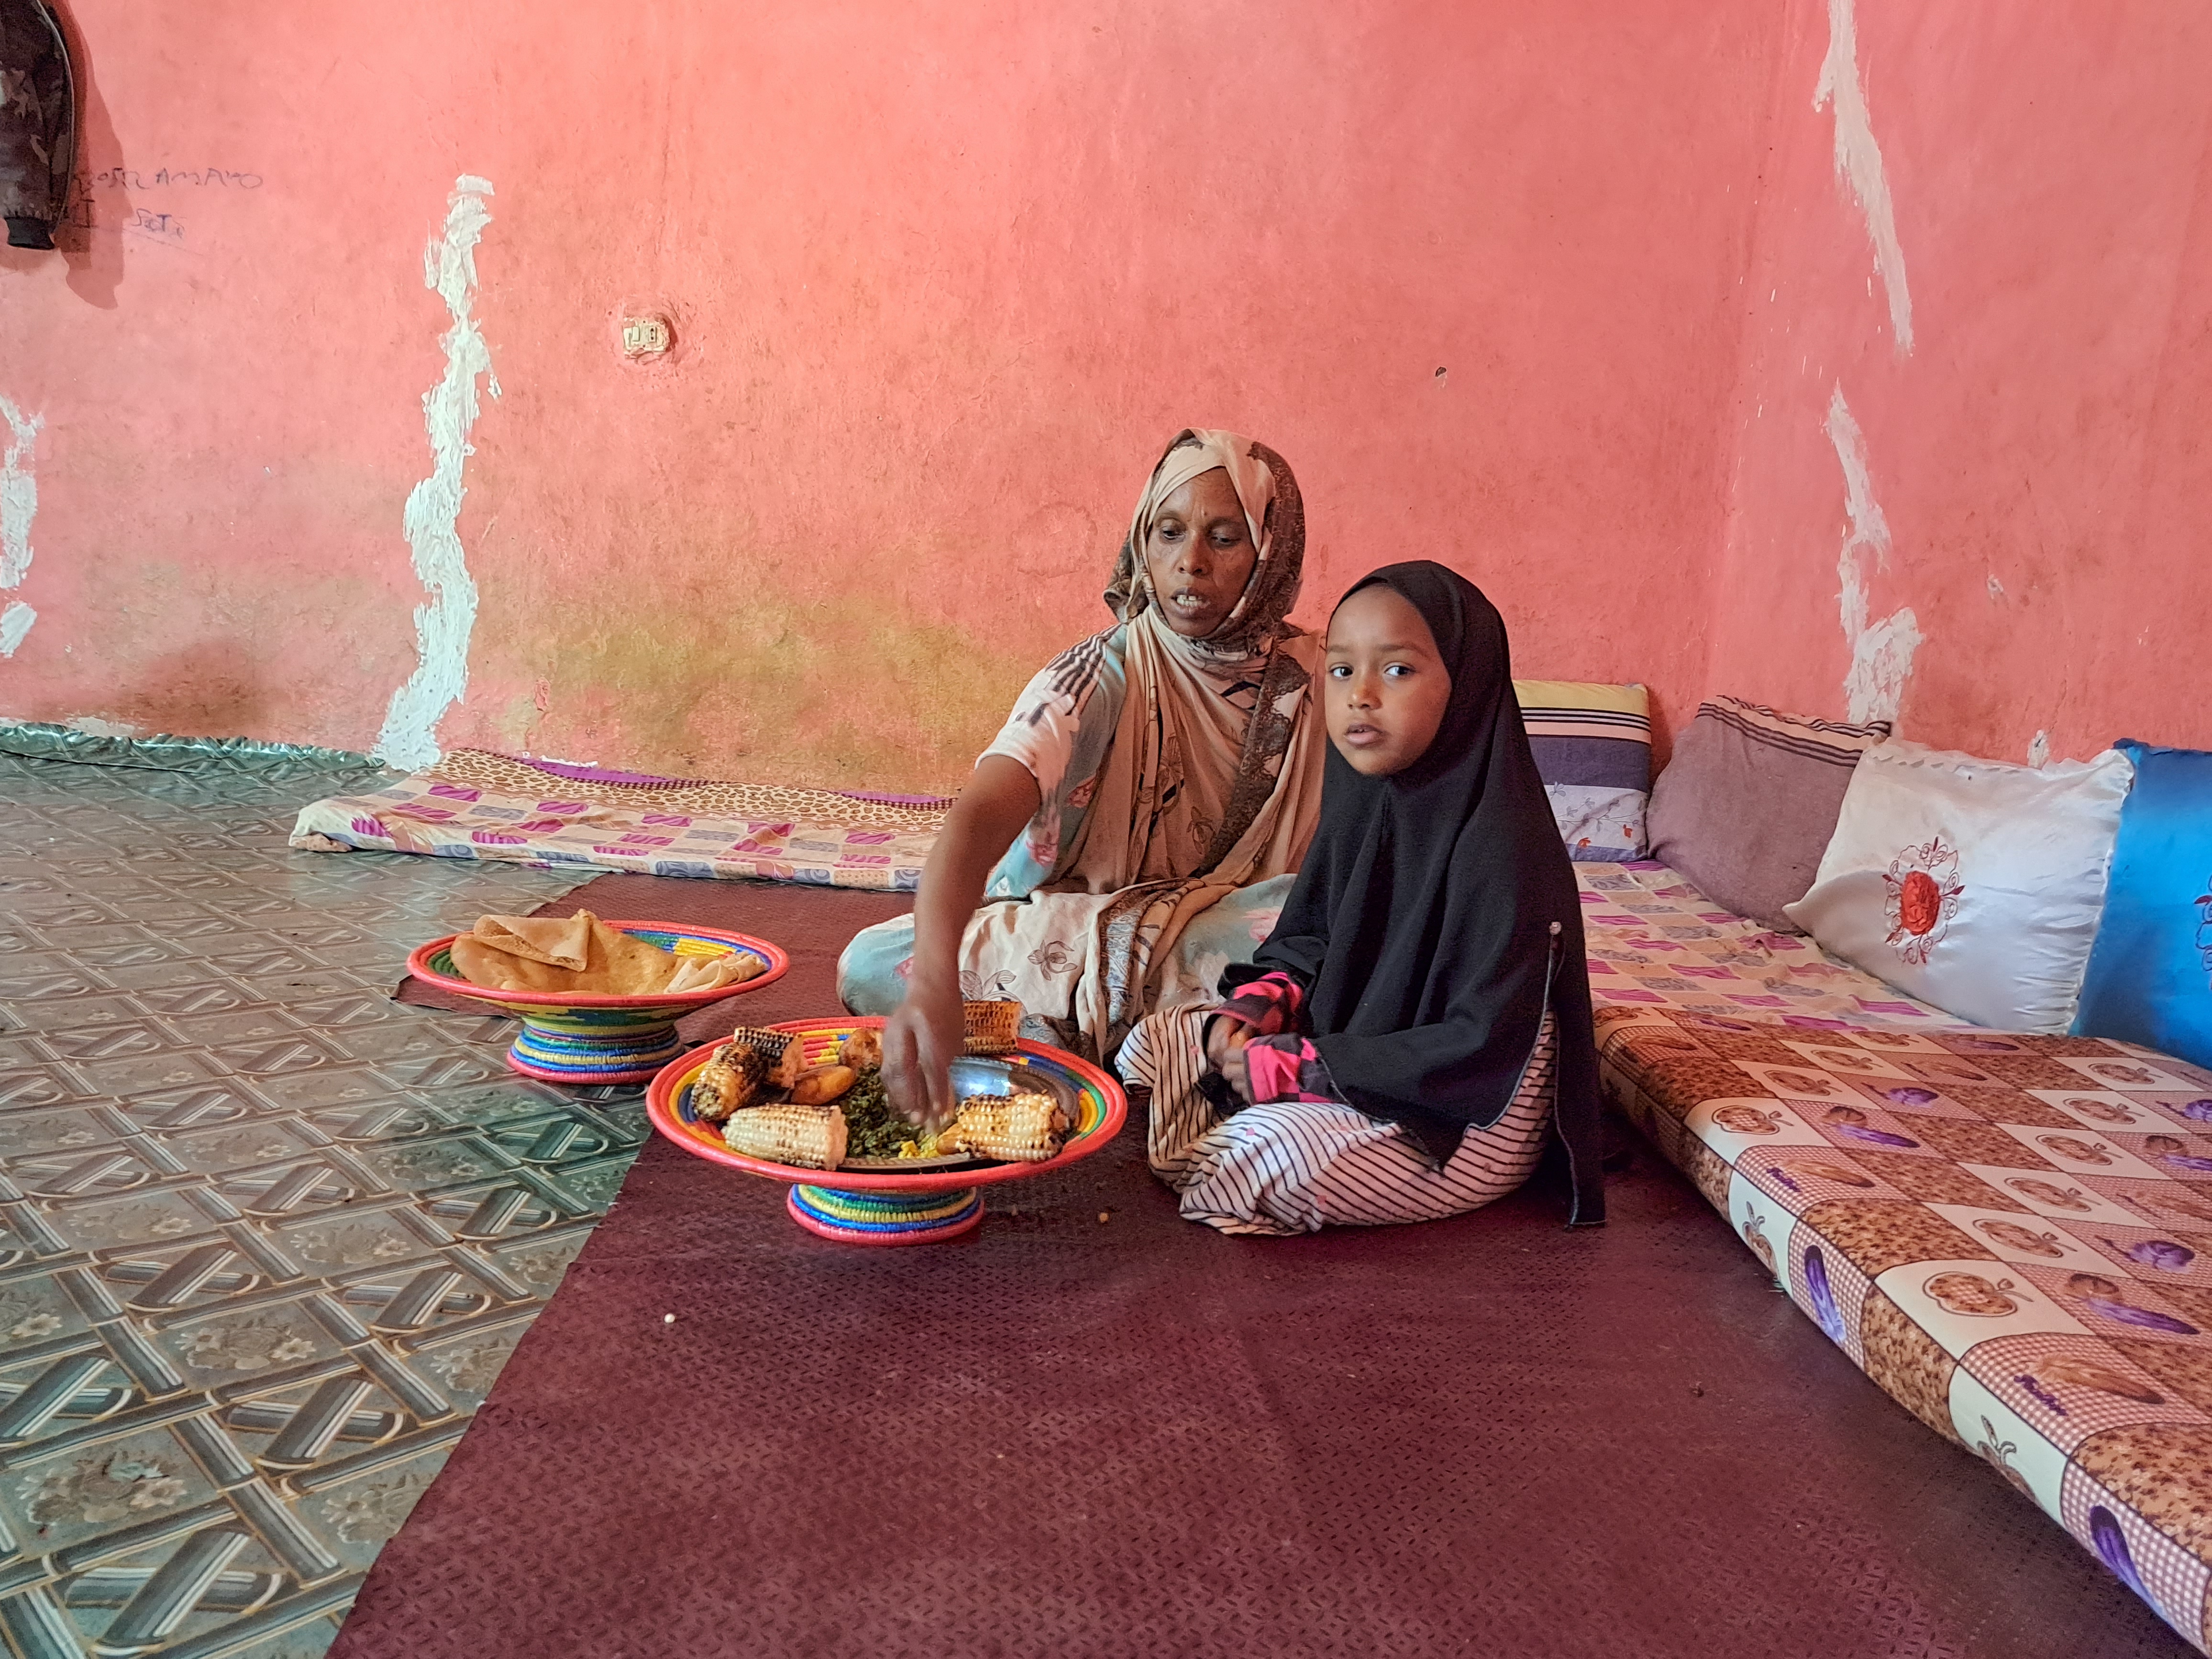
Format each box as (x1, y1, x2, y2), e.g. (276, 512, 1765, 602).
(884, 979, 965, 1131)
(1206, 1016, 1255, 1105)
(885, 754, 1042, 1133)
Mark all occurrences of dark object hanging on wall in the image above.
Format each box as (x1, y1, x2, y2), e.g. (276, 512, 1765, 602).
(0, 0, 74, 250)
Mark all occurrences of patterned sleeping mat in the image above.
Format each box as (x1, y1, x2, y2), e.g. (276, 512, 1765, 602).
(1598, 997, 2212, 1653)
(1573, 860, 1968, 1030)
(290, 750, 946, 890)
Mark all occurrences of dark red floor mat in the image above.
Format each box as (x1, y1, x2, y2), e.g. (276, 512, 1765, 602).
(343, 875, 2190, 1659)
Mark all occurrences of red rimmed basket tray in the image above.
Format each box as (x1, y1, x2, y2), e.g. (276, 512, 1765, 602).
(406, 921, 790, 1085)
(646, 1016, 1128, 1245)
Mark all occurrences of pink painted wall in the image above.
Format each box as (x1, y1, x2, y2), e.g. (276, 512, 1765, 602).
(0, 0, 1773, 791)
(1706, 0, 2212, 764)
(7, 2, 2190, 793)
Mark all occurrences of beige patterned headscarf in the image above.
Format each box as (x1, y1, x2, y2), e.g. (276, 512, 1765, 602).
(966, 430, 1327, 1057)
(1103, 428, 1306, 667)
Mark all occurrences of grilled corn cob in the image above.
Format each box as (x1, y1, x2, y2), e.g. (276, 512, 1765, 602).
(725, 1026, 793, 1058)
(720, 1102, 849, 1170)
(962, 999, 1022, 1055)
(943, 1091, 1068, 1161)
(691, 1040, 776, 1122)
(721, 1027, 804, 1088)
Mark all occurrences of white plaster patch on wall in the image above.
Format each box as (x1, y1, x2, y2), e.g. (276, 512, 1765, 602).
(0, 394, 41, 658)
(1826, 385, 1923, 728)
(375, 175, 500, 770)
(1814, 0, 1913, 354)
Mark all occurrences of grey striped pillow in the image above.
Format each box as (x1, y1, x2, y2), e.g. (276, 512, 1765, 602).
(1647, 696, 1891, 931)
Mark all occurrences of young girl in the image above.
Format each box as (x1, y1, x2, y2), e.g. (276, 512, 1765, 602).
(1115, 561, 1605, 1234)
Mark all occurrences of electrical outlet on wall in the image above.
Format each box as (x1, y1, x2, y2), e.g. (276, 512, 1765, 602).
(621, 315, 672, 357)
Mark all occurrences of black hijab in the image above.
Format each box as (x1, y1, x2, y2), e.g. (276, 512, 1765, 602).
(1228, 561, 1605, 1226)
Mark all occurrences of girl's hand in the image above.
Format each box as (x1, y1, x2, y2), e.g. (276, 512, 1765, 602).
(1205, 1017, 1256, 1105)
(1218, 1042, 1254, 1104)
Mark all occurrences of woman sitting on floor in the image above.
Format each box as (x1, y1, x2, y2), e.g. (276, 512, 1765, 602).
(1116, 562, 1606, 1234)
(842, 428, 1328, 1123)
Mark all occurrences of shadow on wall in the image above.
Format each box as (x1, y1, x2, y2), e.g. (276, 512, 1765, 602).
(113, 639, 267, 736)
(55, 0, 121, 308)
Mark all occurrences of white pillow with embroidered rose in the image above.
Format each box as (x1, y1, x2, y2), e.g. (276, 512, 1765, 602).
(1782, 740, 2134, 1032)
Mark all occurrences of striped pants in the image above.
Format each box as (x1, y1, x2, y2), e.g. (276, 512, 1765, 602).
(1115, 1006, 1557, 1236)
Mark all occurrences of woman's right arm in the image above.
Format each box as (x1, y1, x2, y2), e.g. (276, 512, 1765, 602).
(882, 754, 1042, 1128)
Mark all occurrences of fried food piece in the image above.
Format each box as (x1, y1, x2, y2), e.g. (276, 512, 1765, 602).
(841, 1029, 884, 1070)
(721, 1102, 849, 1170)
(790, 1064, 857, 1106)
(943, 1091, 1069, 1161)
(771, 1046, 803, 1090)
(962, 999, 1022, 1055)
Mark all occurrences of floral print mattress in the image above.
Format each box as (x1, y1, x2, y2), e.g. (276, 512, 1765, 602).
(1574, 861, 1968, 1030)
(289, 750, 946, 891)
(1599, 997, 2212, 1653)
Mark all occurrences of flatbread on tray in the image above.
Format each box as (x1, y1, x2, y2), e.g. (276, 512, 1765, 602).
(449, 910, 757, 996)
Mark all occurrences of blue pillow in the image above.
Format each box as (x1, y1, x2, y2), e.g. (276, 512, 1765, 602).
(2073, 740, 2212, 1069)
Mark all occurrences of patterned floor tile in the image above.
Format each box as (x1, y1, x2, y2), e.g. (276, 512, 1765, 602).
(0, 751, 600, 1658)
